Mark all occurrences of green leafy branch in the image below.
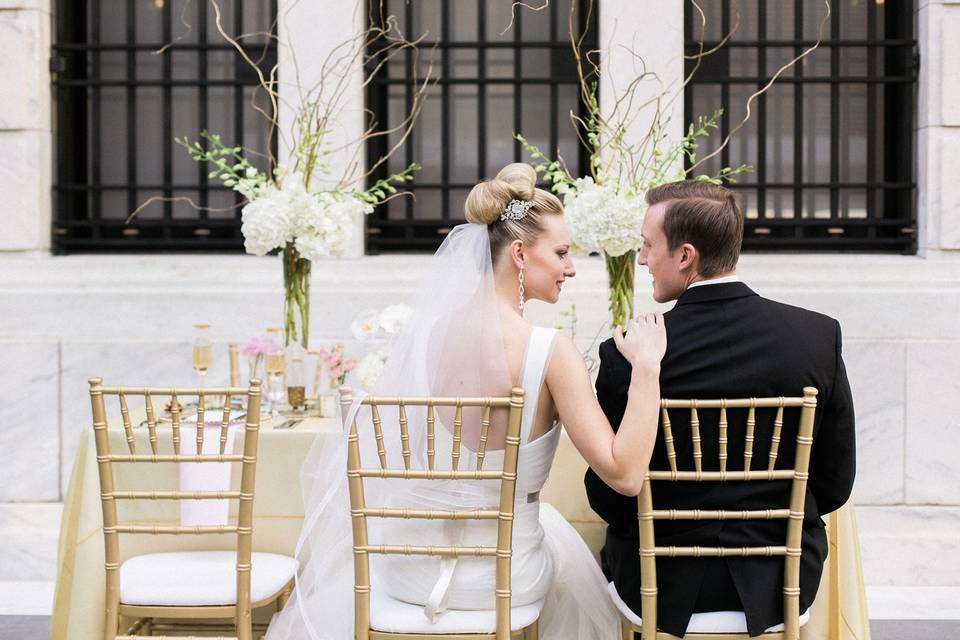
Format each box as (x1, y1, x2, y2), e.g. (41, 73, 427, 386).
(175, 130, 268, 190)
(357, 163, 421, 206)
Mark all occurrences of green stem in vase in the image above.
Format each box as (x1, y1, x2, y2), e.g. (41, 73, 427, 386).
(605, 250, 636, 329)
(282, 245, 311, 349)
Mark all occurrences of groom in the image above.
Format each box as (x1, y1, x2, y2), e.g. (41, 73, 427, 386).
(585, 180, 856, 637)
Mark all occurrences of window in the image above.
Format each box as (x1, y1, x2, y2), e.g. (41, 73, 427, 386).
(51, 0, 277, 252)
(684, 0, 917, 252)
(365, 0, 598, 252)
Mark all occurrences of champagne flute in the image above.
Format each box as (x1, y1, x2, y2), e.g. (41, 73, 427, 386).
(264, 327, 285, 414)
(187, 323, 212, 412)
(192, 324, 213, 378)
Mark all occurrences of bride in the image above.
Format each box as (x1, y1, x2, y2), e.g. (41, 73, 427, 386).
(265, 163, 666, 639)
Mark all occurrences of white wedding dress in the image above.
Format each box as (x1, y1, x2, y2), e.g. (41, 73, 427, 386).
(264, 225, 620, 640)
(375, 327, 618, 639)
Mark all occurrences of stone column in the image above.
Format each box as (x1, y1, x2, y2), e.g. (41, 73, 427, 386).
(917, 0, 960, 255)
(598, 0, 685, 166)
(0, 0, 52, 252)
(278, 0, 366, 258)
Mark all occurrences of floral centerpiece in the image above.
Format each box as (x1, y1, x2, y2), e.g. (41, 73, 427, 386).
(133, 6, 433, 349)
(513, 0, 821, 328)
(316, 343, 358, 389)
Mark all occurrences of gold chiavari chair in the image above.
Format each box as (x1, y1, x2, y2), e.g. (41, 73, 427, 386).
(88, 378, 296, 640)
(614, 387, 819, 640)
(340, 386, 542, 640)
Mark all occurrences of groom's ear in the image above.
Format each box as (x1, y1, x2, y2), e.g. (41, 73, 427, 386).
(678, 242, 699, 273)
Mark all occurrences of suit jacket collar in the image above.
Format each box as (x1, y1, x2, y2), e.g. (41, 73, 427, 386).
(673, 281, 758, 307)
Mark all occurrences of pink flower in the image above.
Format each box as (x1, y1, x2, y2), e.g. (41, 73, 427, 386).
(243, 334, 280, 357)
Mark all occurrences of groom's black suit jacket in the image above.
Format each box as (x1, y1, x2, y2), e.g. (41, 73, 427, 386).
(585, 282, 856, 637)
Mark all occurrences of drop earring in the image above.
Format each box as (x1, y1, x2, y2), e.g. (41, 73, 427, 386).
(518, 266, 525, 313)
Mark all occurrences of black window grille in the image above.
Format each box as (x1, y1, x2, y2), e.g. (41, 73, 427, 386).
(51, 0, 277, 252)
(365, 0, 598, 253)
(684, 1, 918, 253)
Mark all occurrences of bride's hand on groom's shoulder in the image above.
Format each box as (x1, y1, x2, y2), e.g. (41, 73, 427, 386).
(613, 313, 667, 371)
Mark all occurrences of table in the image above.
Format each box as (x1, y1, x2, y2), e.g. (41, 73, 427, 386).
(53, 419, 869, 639)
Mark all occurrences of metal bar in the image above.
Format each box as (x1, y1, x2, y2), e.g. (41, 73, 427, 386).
(648, 470, 796, 481)
(441, 0, 451, 220)
(404, 2, 414, 239)
(360, 507, 499, 520)
(477, 0, 487, 177)
(112, 491, 243, 500)
(661, 397, 805, 409)
(358, 544, 497, 557)
(830, 0, 840, 221)
(232, 0, 244, 240)
(756, 0, 767, 218)
(653, 546, 788, 558)
(549, 0, 558, 164)
(794, 0, 804, 235)
(126, 0, 137, 222)
(55, 75, 919, 88)
(357, 469, 503, 480)
(112, 525, 238, 535)
(682, 38, 916, 48)
(360, 396, 511, 407)
(163, 0, 173, 238)
(649, 508, 790, 521)
(198, 0, 209, 219)
(513, 7, 522, 160)
(92, 0, 102, 239)
(720, 0, 730, 173)
(866, 0, 877, 240)
(52, 38, 919, 52)
(108, 454, 245, 462)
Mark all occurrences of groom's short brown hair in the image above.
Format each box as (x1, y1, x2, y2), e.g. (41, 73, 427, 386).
(645, 180, 744, 278)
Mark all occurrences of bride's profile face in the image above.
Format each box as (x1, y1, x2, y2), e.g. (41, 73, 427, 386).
(523, 214, 577, 304)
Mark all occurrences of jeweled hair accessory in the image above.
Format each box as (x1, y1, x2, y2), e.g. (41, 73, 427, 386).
(500, 199, 534, 222)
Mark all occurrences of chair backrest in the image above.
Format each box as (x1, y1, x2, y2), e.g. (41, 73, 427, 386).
(637, 387, 819, 640)
(87, 378, 263, 623)
(339, 386, 525, 640)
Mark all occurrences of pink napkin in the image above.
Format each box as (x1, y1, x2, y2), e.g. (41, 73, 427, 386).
(179, 411, 243, 526)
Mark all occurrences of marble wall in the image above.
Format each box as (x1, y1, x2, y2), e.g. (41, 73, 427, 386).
(2, 253, 960, 588)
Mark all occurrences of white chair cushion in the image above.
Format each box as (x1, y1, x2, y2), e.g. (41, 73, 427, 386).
(119, 551, 297, 606)
(608, 581, 810, 634)
(369, 589, 543, 634)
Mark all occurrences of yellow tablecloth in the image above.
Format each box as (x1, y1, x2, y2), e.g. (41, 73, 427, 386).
(53, 420, 869, 639)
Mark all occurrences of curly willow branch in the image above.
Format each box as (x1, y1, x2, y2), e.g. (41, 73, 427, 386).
(687, 0, 832, 174)
(125, 196, 242, 224)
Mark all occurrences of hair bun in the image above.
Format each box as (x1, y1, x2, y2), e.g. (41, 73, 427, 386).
(464, 163, 538, 225)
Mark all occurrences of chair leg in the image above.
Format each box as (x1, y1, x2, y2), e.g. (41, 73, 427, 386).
(522, 618, 539, 640)
(620, 616, 634, 640)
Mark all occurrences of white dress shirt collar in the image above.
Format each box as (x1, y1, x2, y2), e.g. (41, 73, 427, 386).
(686, 274, 741, 289)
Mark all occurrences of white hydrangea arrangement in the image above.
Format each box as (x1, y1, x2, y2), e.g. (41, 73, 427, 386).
(561, 176, 645, 258)
(176, 132, 416, 348)
(239, 175, 374, 261)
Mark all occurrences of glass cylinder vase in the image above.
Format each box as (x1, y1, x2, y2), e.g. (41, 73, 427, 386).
(282, 244, 311, 349)
(604, 250, 636, 329)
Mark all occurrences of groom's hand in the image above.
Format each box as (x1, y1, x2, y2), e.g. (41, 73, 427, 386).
(613, 313, 666, 371)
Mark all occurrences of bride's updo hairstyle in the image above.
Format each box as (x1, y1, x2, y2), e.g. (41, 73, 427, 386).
(464, 163, 564, 261)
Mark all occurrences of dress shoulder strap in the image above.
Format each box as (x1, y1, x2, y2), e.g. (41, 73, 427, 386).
(518, 327, 558, 445)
